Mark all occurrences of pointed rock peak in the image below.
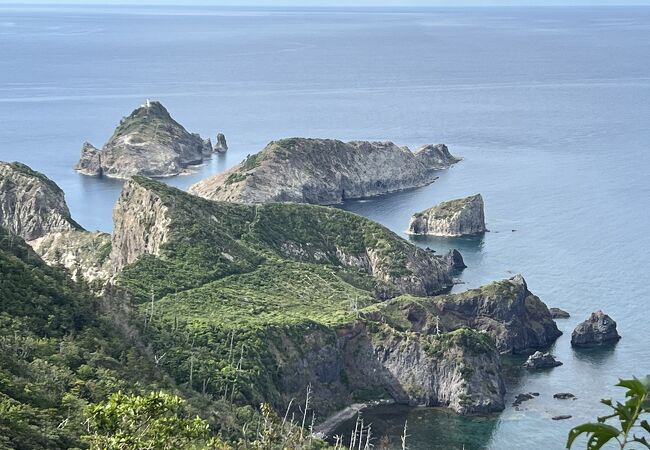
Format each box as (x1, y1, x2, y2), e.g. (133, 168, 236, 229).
(509, 274, 527, 289)
(129, 100, 171, 120)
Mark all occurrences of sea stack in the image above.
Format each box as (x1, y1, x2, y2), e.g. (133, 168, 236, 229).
(214, 132, 228, 153)
(571, 310, 621, 347)
(74, 100, 222, 178)
(189, 138, 460, 204)
(407, 194, 486, 237)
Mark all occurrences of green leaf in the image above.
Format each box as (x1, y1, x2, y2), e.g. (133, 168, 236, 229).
(566, 423, 620, 449)
(617, 378, 648, 398)
(641, 419, 650, 434)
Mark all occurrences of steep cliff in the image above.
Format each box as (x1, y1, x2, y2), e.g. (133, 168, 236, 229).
(0, 161, 81, 241)
(74, 101, 221, 178)
(189, 138, 460, 204)
(408, 194, 486, 237)
(371, 275, 561, 354)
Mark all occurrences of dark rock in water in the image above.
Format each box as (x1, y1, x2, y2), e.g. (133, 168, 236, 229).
(550, 307, 571, 319)
(201, 138, 213, 156)
(571, 310, 621, 347)
(523, 351, 563, 369)
(443, 248, 467, 271)
(512, 393, 536, 408)
(408, 194, 487, 237)
(553, 393, 576, 400)
(214, 132, 228, 152)
(552, 415, 572, 421)
(74, 100, 218, 178)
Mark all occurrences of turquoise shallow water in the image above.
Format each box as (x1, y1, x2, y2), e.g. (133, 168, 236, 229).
(1, 5, 649, 449)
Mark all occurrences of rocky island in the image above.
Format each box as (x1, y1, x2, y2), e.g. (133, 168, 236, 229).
(571, 310, 621, 347)
(74, 100, 220, 178)
(408, 194, 486, 237)
(189, 138, 460, 203)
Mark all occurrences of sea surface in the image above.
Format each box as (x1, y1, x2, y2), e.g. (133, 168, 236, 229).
(1, 5, 649, 449)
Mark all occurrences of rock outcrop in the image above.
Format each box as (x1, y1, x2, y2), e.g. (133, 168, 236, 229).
(374, 275, 562, 354)
(214, 132, 228, 153)
(189, 138, 460, 204)
(0, 161, 81, 241)
(74, 101, 220, 178)
(571, 310, 621, 347)
(407, 194, 486, 237)
(523, 351, 563, 369)
(29, 230, 113, 283)
(550, 307, 571, 319)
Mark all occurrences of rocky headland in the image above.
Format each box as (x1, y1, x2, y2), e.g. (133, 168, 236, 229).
(0, 161, 81, 241)
(74, 101, 219, 178)
(188, 138, 460, 204)
(407, 194, 486, 237)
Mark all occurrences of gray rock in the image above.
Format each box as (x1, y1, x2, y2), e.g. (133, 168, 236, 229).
(571, 310, 621, 347)
(0, 161, 81, 241)
(74, 101, 215, 178)
(201, 138, 213, 157)
(550, 307, 571, 319)
(214, 132, 228, 153)
(552, 415, 572, 421)
(443, 248, 467, 271)
(408, 194, 486, 237)
(189, 138, 460, 203)
(553, 393, 576, 400)
(523, 351, 563, 369)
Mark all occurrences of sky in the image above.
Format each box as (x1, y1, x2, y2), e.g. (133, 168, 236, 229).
(1, 0, 650, 6)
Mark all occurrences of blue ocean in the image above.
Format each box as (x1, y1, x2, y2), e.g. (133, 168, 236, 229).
(1, 4, 648, 449)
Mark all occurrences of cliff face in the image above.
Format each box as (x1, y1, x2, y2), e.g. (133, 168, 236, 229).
(374, 275, 561, 354)
(30, 230, 113, 283)
(189, 138, 460, 204)
(74, 101, 220, 178)
(408, 194, 486, 237)
(0, 161, 81, 241)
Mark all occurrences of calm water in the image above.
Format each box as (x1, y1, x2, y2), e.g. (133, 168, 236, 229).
(1, 5, 649, 449)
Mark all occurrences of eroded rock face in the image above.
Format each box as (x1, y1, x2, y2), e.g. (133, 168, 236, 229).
(274, 324, 505, 417)
(109, 179, 172, 271)
(30, 230, 113, 283)
(550, 307, 571, 319)
(189, 138, 460, 204)
(0, 161, 81, 241)
(408, 194, 486, 237)
(523, 351, 563, 369)
(74, 101, 220, 178)
(571, 310, 621, 347)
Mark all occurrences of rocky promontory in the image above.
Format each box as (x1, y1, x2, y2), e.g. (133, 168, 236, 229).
(0, 161, 81, 241)
(189, 138, 460, 204)
(407, 194, 486, 237)
(74, 101, 219, 178)
(571, 310, 621, 347)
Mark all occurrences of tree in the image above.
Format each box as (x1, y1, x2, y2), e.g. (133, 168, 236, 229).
(83, 391, 210, 450)
(567, 376, 650, 449)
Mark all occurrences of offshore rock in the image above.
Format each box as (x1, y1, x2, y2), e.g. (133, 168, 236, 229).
(0, 161, 81, 241)
(408, 194, 486, 237)
(74, 101, 217, 178)
(550, 307, 571, 319)
(214, 132, 228, 152)
(189, 138, 460, 203)
(571, 310, 621, 347)
(523, 351, 563, 369)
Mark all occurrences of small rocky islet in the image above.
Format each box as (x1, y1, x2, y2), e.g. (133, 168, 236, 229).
(74, 100, 226, 178)
(407, 194, 487, 237)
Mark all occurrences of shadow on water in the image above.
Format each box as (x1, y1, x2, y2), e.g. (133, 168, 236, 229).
(328, 404, 499, 450)
(409, 233, 486, 254)
(571, 344, 618, 365)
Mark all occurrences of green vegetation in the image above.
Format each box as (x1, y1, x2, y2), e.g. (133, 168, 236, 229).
(8, 161, 65, 195)
(567, 376, 650, 449)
